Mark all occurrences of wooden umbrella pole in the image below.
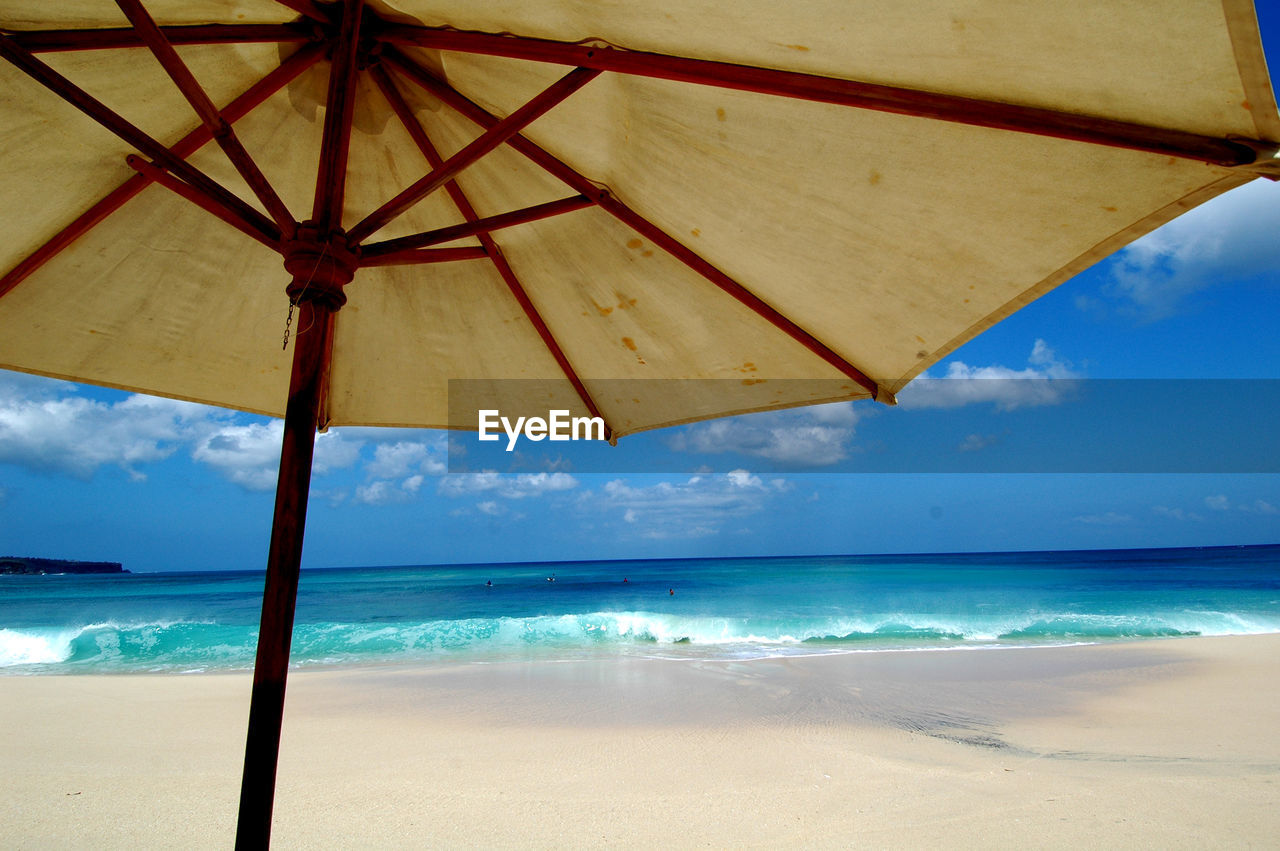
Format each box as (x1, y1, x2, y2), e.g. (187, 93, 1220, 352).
(239, 0, 362, 831)
(235, 297, 337, 850)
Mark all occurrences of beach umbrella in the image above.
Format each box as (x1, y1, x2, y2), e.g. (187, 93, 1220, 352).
(2, 0, 1277, 844)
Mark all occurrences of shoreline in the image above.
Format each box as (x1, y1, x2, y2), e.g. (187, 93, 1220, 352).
(6, 630, 1271, 676)
(3, 634, 1278, 847)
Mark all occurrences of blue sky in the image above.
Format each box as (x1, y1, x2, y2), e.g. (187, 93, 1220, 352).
(3, 16, 1280, 572)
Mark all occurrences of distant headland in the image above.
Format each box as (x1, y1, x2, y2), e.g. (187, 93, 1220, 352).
(0, 557, 126, 576)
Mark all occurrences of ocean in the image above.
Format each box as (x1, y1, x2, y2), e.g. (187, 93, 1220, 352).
(2, 545, 1278, 674)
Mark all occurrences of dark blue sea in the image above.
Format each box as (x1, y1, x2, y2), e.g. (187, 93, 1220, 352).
(2, 545, 1278, 673)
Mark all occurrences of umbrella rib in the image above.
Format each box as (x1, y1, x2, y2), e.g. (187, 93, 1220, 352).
(0, 43, 322, 301)
(347, 65, 602, 244)
(0, 33, 280, 245)
(597, 196, 887, 401)
(7, 24, 314, 53)
(360, 247, 490, 267)
(383, 27, 1264, 168)
(311, 0, 364, 231)
(385, 48, 889, 403)
(125, 155, 281, 249)
(372, 64, 616, 439)
(114, 0, 297, 236)
(361, 196, 596, 258)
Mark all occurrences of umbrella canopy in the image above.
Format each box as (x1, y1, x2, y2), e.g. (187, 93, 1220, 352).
(4, 0, 1278, 429)
(3, 0, 1278, 846)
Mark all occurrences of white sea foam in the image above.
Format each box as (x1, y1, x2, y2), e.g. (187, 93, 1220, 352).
(0, 628, 76, 666)
(5, 585, 1279, 672)
(0, 620, 247, 671)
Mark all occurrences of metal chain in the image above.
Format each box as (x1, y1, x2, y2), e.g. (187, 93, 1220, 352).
(282, 300, 296, 350)
(281, 240, 331, 350)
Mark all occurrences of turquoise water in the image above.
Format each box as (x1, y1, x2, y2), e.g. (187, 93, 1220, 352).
(2, 545, 1278, 673)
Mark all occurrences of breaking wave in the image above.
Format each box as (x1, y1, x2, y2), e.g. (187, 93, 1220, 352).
(3, 608, 1277, 673)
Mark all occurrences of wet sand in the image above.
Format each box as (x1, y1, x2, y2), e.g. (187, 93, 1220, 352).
(3, 635, 1278, 848)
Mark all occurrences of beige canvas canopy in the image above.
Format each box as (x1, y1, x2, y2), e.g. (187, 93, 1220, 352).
(4, 0, 1279, 432)
(2, 0, 1277, 845)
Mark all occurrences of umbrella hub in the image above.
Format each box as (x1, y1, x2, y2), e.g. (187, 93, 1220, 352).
(282, 222, 358, 310)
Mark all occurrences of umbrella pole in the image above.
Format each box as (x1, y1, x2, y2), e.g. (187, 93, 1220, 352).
(235, 300, 335, 849)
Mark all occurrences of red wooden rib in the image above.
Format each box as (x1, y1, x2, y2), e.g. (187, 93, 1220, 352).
(371, 63, 484, 227)
(0, 34, 279, 244)
(115, 0, 296, 235)
(361, 196, 594, 258)
(10, 24, 312, 53)
(125, 155, 281, 248)
(385, 48, 887, 401)
(348, 66, 601, 243)
(383, 26, 1260, 168)
(601, 200, 886, 399)
(311, 0, 364, 231)
(372, 64, 614, 438)
(0, 44, 321, 300)
(359, 246, 489, 267)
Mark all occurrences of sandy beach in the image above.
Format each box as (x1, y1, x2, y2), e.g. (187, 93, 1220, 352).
(3, 634, 1278, 848)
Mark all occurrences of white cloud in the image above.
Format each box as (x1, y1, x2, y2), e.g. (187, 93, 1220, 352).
(349, 437, 449, 504)
(437, 470, 579, 499)
(0, 376, 204, 480)
(183, 422, 444, 496)
(312, 431, 364, 475)
(364, 440, 447, 479)
(313, 487, 349, 508)
(1205, 494, 1231, 511)
(1152, 505, 1203, 522)
(898, 339, 1078, 410)
(589, 470, 774, 538)
(191, 422, 283, 492)
(1073, 512, 1133, 526)
(0, 375, 459, 496)
(667, 402, 860, 467)
(352, 479, 418, 505)
(1204, 494, 1279, 515)
(353, 480, 397, 505)
(1100, 180, 1280, 320)
(191, 424, 363, 493)
(667, 342, 1077, 463)
(958, 433, 998, 453)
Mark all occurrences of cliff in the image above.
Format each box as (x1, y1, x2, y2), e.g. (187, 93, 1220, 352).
(0, 557, 126, 575)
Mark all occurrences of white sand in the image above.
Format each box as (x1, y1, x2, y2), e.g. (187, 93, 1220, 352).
(3, 635, 1278, 848)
